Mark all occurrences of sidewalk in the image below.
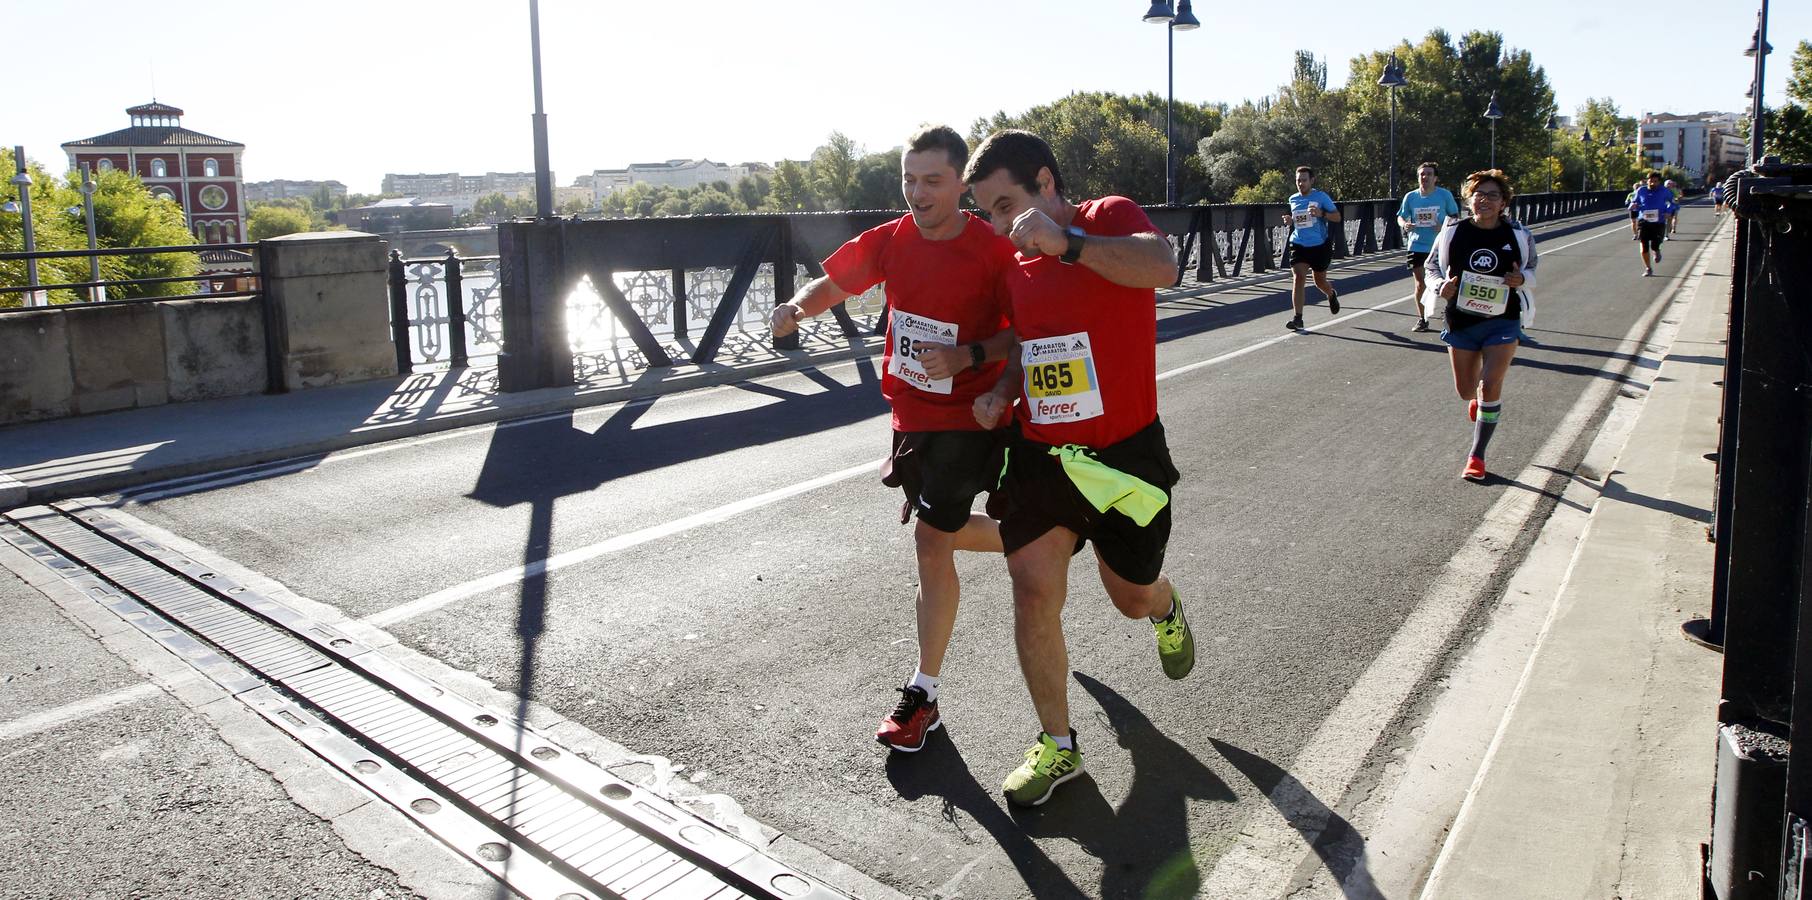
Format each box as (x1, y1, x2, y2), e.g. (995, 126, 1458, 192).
(1420, 219, 1729, 897)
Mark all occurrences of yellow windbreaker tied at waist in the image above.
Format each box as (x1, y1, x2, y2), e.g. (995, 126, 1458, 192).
(1048, 444, 1170, 526)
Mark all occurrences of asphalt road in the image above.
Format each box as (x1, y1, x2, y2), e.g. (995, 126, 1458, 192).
(115, 205, 1713, 899)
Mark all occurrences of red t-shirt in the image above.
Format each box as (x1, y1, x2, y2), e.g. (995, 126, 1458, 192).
(823, 212, 1015, 432)
(1004, 196, 1161, 448)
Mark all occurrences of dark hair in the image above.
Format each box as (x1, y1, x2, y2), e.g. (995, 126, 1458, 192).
(964, 129, 1064, 196)
(1418, 161, 1439, 174)
(905, 124, 969, 173)
(1296, 165, 1315, 178)
(1462, 169, 1514, 204)
(1647, 170, 1663, 179)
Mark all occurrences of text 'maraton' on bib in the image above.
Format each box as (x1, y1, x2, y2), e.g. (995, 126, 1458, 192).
(890, 310, 958, 395)
(1022, 331, 1104, 424)
(1458, 271, 1510, 317)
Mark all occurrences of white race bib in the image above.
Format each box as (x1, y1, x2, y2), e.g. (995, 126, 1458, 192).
(1458, 271, 1510, 317)
(1292, 209, 1314, 229)
(889, 310, 958, 394)
(1641, 209, 1660, 223)
(1414, 207, 1438, 228)
(1021, 332, 1104, 424)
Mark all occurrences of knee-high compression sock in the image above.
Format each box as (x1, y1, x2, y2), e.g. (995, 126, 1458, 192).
(1470, 401, 1502, 459)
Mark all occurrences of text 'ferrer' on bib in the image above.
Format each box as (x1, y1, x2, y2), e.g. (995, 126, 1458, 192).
(890, 310, 959, 395)
(1022, 331, 1105, 425)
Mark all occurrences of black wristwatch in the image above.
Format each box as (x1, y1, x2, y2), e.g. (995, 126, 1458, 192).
(1059, 226, 1086, 265)
(968, 342, 985, 371)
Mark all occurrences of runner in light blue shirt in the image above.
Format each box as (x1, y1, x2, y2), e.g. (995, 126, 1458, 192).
(1629, 171, 1674, 275)
(1278, 165, 1342, 330)
(1397, 161, 1461, 332)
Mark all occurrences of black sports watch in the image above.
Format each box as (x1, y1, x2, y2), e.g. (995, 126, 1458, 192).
(1059, 226, 1086, 264)
(967, 342, 985, 371)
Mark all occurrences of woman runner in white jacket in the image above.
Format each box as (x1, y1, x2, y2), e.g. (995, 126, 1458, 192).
(1424, 170, 1539, 482)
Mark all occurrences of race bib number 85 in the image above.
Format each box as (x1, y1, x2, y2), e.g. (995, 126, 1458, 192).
(889, 310, 957, 394)
(1022, 332, 1104, 424)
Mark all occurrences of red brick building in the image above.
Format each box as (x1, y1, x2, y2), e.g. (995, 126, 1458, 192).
(62, 101, 246, 246)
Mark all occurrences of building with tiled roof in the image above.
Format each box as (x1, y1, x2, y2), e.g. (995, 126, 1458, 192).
(62, 101, 247, 253)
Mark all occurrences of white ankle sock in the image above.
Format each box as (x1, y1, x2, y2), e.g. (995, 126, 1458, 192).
(1048, 732, 1074, 751)
(908, 670, 939, 702)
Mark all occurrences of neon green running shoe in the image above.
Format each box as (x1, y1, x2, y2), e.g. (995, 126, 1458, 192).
(1154, 589, 1195, 680)
(1002, 731, 1083, 808)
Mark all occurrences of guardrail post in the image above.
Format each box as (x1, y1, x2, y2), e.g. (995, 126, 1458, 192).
(443, 249, 468, 369)
(387, 249, 413, 376)
(671, 268, 688, 343)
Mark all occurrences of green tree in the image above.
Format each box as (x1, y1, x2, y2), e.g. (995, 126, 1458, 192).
(1231, 170, 1292, 204)
(1765, 41, 1812, 163)
(248, 204, 312, 241)
(767, 160, 820, 212)
(735, 174, 771, 211)
(975, 91, 1219, 204)
(809, 132, 861, 209)
(850, 149, 906, 211)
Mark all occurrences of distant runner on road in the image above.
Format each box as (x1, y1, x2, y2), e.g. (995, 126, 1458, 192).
(770, 125, 1018, 754)
(964, 129, 1195, 808)
(1280, 166, 1342, 330)
(1629, 172, 1674, 276)
(1427, 169, 1540, 483)
(1397, 162, 1461, 333)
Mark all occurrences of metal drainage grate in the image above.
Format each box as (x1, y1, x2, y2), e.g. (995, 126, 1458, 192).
(1, 500, 845, 900)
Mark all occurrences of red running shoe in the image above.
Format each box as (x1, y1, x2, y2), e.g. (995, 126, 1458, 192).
(1462, 456, 1487, 481)
(1468, 399, 1479, 422)
(877, 686, 940, 752)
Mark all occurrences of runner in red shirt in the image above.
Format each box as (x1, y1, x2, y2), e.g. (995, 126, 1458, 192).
(771, 125, 1017, 753)
(963, 129, 1196, 807)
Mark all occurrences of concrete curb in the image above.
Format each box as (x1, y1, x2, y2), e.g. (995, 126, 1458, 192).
(0, 472, 24, 510)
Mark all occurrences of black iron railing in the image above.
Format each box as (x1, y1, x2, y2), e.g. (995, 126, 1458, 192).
(0, 242, 261, 311)
(1699, 161, 1812, 900)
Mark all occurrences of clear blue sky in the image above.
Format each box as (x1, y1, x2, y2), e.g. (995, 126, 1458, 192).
(9, 0, 1805, 194)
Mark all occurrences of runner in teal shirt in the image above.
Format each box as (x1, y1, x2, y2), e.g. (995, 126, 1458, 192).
(1278, 166, 1341, 330)
(1397, 161, 1461, 332)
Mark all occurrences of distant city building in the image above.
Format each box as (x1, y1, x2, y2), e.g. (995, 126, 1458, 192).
(247, 179, 348, 203)
(588, 159, 768, 205)
(1640, 111, 1742, 183)
(334, 197, 454, 232)
(62, 101, 247, 251)
(379, 171, 547, 213)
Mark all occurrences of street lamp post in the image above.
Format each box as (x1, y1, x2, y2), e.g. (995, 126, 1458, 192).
(528, 0, 553, 219)
(1745, 1, 1771, 165)
(1143, 0, 1198, 206)
(1578, 127, 1594, 191)
(76, 163, 102, 302)
(1483, 92, 1504, 170)
(1378, 54, 1408, 197)
(8, 146, 41, 307)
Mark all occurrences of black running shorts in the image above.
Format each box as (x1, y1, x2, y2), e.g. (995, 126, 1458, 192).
(1407, 250, 1431, 272)
(1288, 240, 1332, 272)
(987, 418, 1181, 586)
(881, 429, 1006, 533)
(1637, 221, 1666, 251)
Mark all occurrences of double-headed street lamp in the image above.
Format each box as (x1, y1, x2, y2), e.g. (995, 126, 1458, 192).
(1482, 92, 1504, 169)
(1580, 127, 1594, 191)
(6, 145, 42, 307)
(1142, 0, 1198, 206)
(1745, 1, 1772, 165)
(1378, 54, 1408, 197)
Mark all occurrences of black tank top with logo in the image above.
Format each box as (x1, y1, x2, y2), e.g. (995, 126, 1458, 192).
(1445, 219, 1524, 329)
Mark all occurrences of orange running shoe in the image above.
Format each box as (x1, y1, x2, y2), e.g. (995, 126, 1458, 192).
(1462, 456, 1487, 481)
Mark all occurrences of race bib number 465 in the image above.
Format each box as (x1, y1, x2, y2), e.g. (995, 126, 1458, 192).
(1458, 271, 1510, 317)
(889, 310, 958, 394)
(1022, 332, 1104, 424)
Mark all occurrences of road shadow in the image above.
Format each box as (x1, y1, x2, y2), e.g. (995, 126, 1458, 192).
(885, 730, 1090, 899)
(1156, 265, 1412, 343)
(1307, 328, 1654, 387)
(1601, 472, 1713, 523)
(1208, 737, 1386, 900)
(994, 673, 1234, 899)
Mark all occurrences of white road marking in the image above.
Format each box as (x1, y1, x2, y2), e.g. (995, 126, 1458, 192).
(1196, 218, 1714, 899)
(0, 682, 162, 742)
